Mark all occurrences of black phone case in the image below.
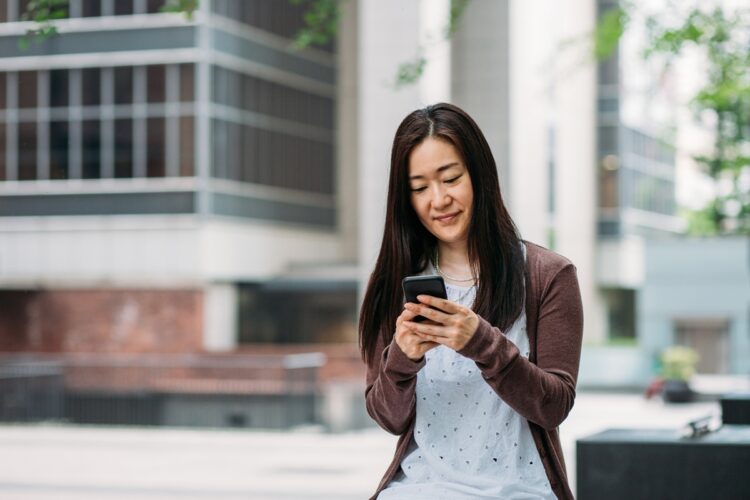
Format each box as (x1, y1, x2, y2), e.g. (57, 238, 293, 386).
(402, 275, 448, 322)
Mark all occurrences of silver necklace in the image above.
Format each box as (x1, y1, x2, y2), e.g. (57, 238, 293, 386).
(434, 248, 476, 283)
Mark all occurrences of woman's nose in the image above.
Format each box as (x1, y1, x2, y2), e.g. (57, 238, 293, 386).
(430, 185, 450, 208)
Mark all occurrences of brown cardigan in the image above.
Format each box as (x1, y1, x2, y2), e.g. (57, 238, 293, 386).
(365, 240, 584, 499)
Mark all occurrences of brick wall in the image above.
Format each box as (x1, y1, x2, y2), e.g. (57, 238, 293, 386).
(0, 289, 203, 353)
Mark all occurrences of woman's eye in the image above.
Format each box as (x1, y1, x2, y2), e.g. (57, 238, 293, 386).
(411, 186, 427, 193)
(445, 175, 461, 184)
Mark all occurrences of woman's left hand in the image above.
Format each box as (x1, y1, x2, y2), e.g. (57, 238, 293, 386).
(403, 295, 479, 352)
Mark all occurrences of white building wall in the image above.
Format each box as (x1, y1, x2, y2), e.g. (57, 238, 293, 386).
(554, 0, 606, 343)
(507, 0, 554, 245)
(450, 0, 511, 208)
(0, 215, 341, 287)
(356, 0, 423, 293)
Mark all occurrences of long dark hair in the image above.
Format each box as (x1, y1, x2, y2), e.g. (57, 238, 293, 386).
(359, 103, 525, 366)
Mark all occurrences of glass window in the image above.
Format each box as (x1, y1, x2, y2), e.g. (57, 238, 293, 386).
(0, 73, 5, 109)
(0, 0, 7, 23)
(227, 120, 241, 181)
(18, 71, 37, 108)
(241, 124, 258, 183)
(82, 68, 101, 106)
(17, 0, 30, 22)
(114, 66, 133, 105)
(50, 69, 68, 107)
(82, 119, 100, 178)
(147, 117, 165, 177)
(179, 116, 194, 176)
(212, 118, 227, 178)
(115, 0, 133, 15)
(50, 120, 69, 179)
(18, 122, 37, 180)
(0, 123, 5, 180)
(179, 63, 194, 102)
(147, 65, 165, 103)
(82, 0, 101, 17)
(114, 118, 133, 178)
(147, 0, 163, 14)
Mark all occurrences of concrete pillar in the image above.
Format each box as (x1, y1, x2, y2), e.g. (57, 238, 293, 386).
(450, 0, 511, 212)
(508, 0, 553, 245)
(203, 282, 238, 351)
(357, 0, 423, 296)
(336, 0, 359, 262)
(554, 0, 606, 343)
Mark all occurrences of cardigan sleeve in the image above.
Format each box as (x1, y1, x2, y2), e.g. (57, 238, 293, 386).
(457, 263, 583, 430)
(364, 331, 426, 435)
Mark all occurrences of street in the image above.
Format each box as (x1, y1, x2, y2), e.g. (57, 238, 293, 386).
(0, 392, 719, 499)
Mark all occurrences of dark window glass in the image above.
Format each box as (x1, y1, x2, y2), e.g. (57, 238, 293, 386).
(241, 124, 257, 183)
(0, 0, 7, 23)
(256, 128, 270, 185)
(114, 66, 133, 104)
(236, 72, 334, 129)
(82, 68, 101, 106)
(82, 119, 100, 178)
(179, 116, 194, 176)
(50, 120, 69, 179)
(18, 71, 37, 108)
(0, 73, 6, 109)
(212, 118, 227, 178)
(50, 69, 68, 107)
(115, 0, 133, 15)
(147, 0, 162, 14)
(147, 65, 165, 103)
(227, 121, 241, 181)
(18, 122, 37, 180)
(0, 123, 5, 180)
(114, 118, 133, 178)
(82, 0, 101, 17)
(211, 66, 225, 105)
(18, 0, 30, 21)
(179, 64, 194, 102)
(147, 117, 165, 177)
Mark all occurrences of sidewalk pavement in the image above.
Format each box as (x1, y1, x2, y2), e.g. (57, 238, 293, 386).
(0, 392, 720, 499)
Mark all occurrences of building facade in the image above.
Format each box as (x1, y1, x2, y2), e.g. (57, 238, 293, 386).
(0, 0, 746, 397)
(0, 0, 355, 355)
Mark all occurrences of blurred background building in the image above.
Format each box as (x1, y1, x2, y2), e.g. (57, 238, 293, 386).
(0, 0, 748, 430)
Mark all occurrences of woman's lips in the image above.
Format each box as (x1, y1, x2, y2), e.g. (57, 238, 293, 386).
(434, 212, 460, 224)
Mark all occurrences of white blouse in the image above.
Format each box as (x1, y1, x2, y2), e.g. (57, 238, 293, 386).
(379, 247, 555, 499)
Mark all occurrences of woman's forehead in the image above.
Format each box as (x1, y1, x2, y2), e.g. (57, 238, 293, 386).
(408, 138, 463, 178)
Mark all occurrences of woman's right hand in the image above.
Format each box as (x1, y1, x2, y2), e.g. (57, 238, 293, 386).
(395, 305, 439, 361)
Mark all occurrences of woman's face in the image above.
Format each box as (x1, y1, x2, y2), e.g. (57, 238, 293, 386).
(408, 137, 474, 246)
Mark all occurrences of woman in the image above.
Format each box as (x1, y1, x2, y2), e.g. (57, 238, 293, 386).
(360, 103, 583, 499)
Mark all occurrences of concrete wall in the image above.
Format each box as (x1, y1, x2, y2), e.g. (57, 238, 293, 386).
(639, 236, 750, 374)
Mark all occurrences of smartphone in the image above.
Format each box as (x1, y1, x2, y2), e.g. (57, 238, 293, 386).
(402, 275, 448, 322)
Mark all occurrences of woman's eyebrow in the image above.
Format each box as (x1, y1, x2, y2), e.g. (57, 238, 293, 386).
(409, 162, 460, 180)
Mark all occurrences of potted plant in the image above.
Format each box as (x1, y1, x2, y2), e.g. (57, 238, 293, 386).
(659, 346, 699, 403)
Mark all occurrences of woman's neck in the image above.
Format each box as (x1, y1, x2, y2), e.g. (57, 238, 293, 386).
(436, 242, 475, 283)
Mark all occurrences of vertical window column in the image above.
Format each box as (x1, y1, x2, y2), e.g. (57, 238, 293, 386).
(101, 67, 114, 178)
(101, 0, 114, 16)
(4, 72, 18, 181)
(68, 0, 82, 17)
(68, 69, 82, 179)
(133, 66, 147, 177)
(17, 70, 37, 181)
(133, 0, 146, 15)
(7, 0, 18, 22)
(166, 64, 179, 177)
(37, 70, 50, 180)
